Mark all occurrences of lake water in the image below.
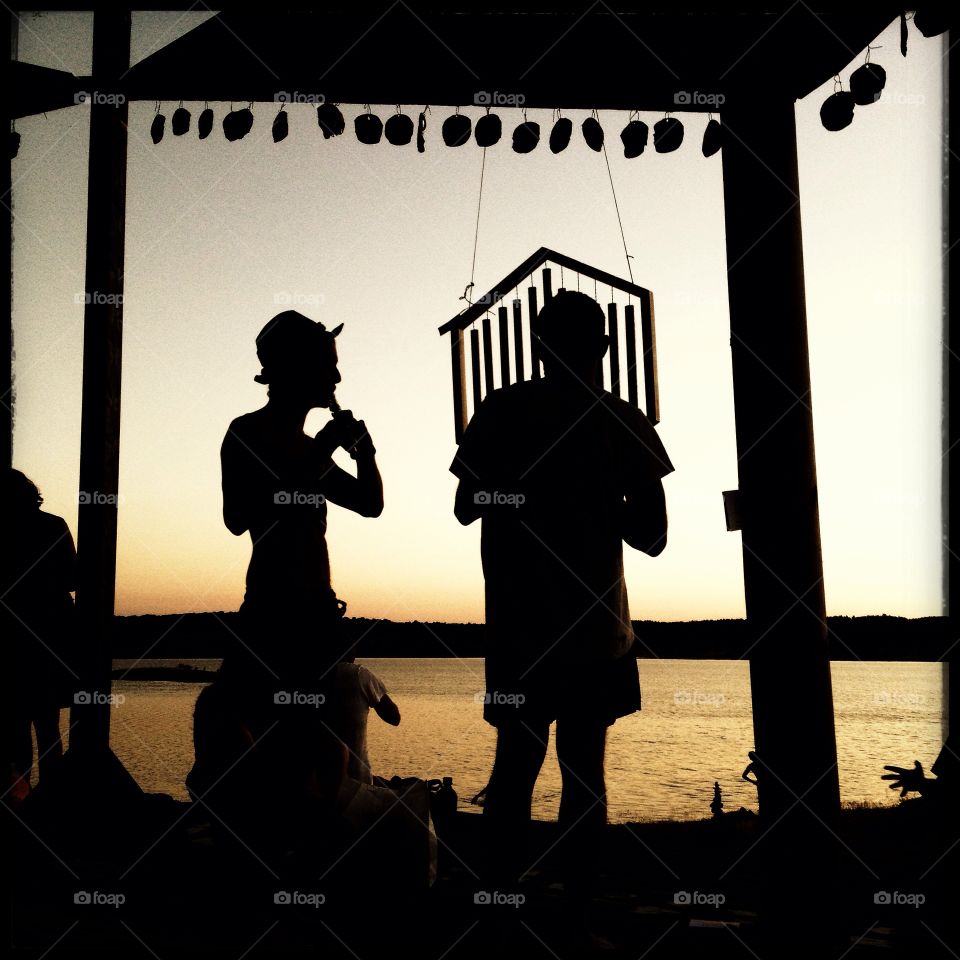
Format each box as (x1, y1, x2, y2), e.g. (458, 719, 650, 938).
(58, 658, 946, 823)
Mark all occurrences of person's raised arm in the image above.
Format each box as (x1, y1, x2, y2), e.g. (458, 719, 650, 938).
(221, 426, 253, 536)
(315, 412, 383, 517)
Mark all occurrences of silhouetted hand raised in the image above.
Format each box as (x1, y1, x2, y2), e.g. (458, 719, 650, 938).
(315, 410, 375, 460)
(881, 759, 927, 797)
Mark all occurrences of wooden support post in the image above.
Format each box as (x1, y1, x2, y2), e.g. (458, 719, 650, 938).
(607, 302, 620, 398)
(481, 313, 495, 396)
(624, 303, 639, 408)
(542, 266, 552, 302)
(528, 285, 540, 379)
(498, 305, 510, 387)
(512, 298, 524, 381)
(720, 96, 840, 935)
(450, 329, 468, 442)
(70, 9, 132, 756)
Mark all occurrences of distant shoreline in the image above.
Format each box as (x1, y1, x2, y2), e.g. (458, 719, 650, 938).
(111, 614, 949, 662)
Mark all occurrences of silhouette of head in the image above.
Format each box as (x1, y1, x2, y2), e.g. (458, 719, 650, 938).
(5, 469, 43, 514)
(254, 310, 343, 407)
(533, 290, 608, 382)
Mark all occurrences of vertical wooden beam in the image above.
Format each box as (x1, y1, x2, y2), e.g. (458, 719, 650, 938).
(542, 266, 552, 302)
(70, 9, 132, 754)
(638, 290, 660, 424)
(469, 328, 482, 415)
(528, 285, 540, 379)
(512, 298, 524, 381)
(720, 96, 839, 933)
(450, 329, 468, 443)
(607, 302, 620, 398)
(624, 303, 639, 408)
(481, 313, 495, 396)
(3, 13, 15, 471)
(498, 305, 510, 387)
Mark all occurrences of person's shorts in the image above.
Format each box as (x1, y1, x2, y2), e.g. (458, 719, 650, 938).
(482, 649, 641, 728)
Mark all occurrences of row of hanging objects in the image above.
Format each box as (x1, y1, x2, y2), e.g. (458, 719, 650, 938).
(144, 101, 716, 156)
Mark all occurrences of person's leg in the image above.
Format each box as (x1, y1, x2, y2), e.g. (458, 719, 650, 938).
(482, 719, 549, 886)
(555, 718, 608, 902)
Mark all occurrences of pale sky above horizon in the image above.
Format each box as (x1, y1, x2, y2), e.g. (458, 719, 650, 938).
(10, 12, 946, 622)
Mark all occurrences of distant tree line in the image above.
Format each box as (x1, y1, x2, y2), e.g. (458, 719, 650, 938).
(110, 613, 949, 661)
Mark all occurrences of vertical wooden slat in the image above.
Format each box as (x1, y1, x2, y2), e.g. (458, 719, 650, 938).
(528, 285, 541, 379)
(542, 267, 553, 302)
(482, 314, 495, 395)
(450, 329, 468, 442)
(498, 305, 510, 386)
(470, 328, 483, 414)
(607, 301, 620, 397)
(639, 290, 660, 423)
(513, 298, 524, 381)
(624, 303, 639, 408)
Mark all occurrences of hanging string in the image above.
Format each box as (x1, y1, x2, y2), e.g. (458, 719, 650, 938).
(462, 146, 488, 310)
(600, 121, 634, 284)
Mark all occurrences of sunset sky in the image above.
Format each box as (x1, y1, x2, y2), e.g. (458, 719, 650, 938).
(10, 12, 945, 622)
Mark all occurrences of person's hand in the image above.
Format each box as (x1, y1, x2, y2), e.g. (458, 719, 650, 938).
(315, 410, 374, 459)
(881, 760, 926, 797)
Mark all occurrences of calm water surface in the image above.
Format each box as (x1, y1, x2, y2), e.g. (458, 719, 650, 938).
(67, 658, 945, 823)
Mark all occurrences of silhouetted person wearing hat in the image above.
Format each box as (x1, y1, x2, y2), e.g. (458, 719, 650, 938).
(450, 291, 674, 923)
(2, 470, 77, 802)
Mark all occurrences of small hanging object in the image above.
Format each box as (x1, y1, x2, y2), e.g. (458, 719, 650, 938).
(653, 115, 683, 153)
(900, 11, 908, 56)
(702, 116, 722, 157)
(172, 102, 191, 136)
(10, 129, 21, 159)
(150, 102, 165, 144)
(474, 110, 501, 147)
(582, 111, 604, 151)
(820, 76, 855, 131)
(385, 107, 414, 145)
(417, 108, 428, 152)
(620, 114, 648, 158)
(317, 102, 345, 138)
(850, 63, 886, 105)
(223, 104, 253, 141)
(355, 105, 383, 144)
(913, 7, 950, 37)
(272, 108, 288, 143)
(442, 108, 472, 147)
(198, 104, 214, 139)
(549, 113, 572, 153)
(512, 111, 540, 153)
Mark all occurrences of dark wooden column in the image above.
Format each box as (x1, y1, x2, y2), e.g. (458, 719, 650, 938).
(70, 10, 131, 754)
(720, 96, 841, 928)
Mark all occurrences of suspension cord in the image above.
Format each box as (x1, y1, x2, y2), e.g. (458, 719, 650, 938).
(601, 135, 634, 284)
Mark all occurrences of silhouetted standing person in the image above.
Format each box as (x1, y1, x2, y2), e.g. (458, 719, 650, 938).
(219, 310, 382, 690)
(2, 470, 77, 800)
(451, 291, 674, 917)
